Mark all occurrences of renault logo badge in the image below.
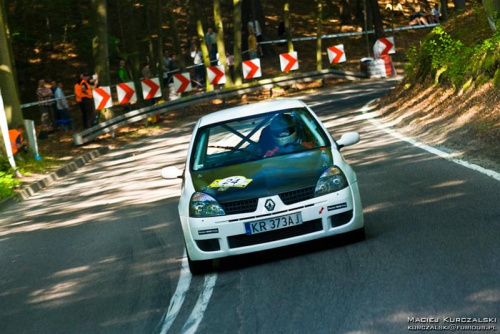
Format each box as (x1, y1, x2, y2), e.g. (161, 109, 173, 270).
(265, 199, 275, 211)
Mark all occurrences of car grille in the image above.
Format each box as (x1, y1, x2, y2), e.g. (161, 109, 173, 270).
(227, 219, 323, 249)
(221, 198, 259, 215)
(279, 187, 315, 205)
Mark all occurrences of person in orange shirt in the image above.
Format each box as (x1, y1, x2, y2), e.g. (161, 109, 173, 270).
(8, 124, 27, 156)
(74, 74, 84, 129)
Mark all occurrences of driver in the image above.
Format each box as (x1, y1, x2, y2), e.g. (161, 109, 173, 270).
(263, 113, 314, 157)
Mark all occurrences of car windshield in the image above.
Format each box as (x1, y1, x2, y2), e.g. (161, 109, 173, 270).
(190, 108, 330, 171)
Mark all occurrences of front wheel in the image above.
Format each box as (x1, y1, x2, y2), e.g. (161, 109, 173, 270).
(187, 251, 213, 275)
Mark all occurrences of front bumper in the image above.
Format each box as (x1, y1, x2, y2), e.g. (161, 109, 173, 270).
(182, 182, 364, 261)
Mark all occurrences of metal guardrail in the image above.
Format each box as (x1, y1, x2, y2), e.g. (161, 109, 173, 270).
(261, 23, 440, 45)
(73, 68, 367, 146)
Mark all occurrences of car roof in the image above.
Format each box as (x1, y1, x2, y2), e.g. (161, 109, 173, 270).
(198, 99, 307, 127)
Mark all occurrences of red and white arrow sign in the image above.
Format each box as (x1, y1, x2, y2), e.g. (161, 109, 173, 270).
(116, 82, 137, 105)
(92, 86, 112, 110)
(207, 65, 226, 85)
(374, 37, 395, 57)
(327, 44, 346, 64)
(242, 59, 262, 79)
(141, 77, 161, 100)
(280, 52, 299, 72)
(173, 73, 192, 93)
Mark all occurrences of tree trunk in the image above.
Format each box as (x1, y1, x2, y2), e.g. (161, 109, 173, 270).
(91, 0, 110, 86)
(284, 0, 293, 52)
(233, 0, 243, 86)
(316, 0, 322, 72)
(440, 0, 449, 20)
(91, 0, 112, 121)
(214, 0, 233, 87)
(370, 0, 385, 39)
(190, 0, 214, 91)
(339, 0, 353, 24)
(166, 0, 185, 70)
(157, 0, 165, 95)
(128, 1, 143, 101)
(0, 0, 23, 129)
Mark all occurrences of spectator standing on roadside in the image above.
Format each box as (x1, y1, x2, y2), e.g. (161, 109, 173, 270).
(74, 74, 84, 129)
(191, 43, 205, 89)
(79, 73, 96, 129)
(36, 79, 55, 132)
(248, 19, 264, 56)
(226, 53, 235, 82)
(118, 59, 131, 83)
(247, 27, 258, 60)
(54, 82, 74, 130)
(142, 61, 152, 79)
(205, 27, 218, 64)
(162, 50, 171, 86)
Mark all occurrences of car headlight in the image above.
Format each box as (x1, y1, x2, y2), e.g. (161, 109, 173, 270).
(314, 166, 348, 196)
(190, 192, 226, 217)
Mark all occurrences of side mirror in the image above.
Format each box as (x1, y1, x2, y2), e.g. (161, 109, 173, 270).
(161, 166, 183, 179)
(336, 132, 360, 149)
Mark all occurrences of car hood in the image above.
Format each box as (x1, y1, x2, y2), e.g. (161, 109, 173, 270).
(191, 148, 333, 202)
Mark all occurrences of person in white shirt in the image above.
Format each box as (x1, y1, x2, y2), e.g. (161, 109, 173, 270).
(53, 82, 74, 130)
(431, 4, 441, 23)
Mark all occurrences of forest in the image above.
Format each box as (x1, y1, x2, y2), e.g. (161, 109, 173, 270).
(2, 0, 451, 124)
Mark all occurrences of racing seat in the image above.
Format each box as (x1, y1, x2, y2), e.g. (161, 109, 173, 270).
(258, 126, 276, 154)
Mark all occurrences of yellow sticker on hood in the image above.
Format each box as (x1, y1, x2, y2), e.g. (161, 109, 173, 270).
(208, 176, 253, 189)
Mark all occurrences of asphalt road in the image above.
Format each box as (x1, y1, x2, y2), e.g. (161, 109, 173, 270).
(1, 79, 499, 334)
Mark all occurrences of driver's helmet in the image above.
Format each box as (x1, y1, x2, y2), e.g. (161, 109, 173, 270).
(270, 113, 298, 146)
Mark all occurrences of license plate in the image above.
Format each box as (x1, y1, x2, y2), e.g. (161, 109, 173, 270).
(245, 212, 303, 235)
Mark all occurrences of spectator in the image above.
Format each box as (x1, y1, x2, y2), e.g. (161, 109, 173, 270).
(118, 59, 131, 83)
(36, 79, 55, 132)
(205, 27, 218, 64)
(431, 3, 441, 22)
(226, 53, 235, 82)
(8, 124, 27, 158)
(53, 82, 74, 130)
(247, 27, 258, 60)
(409, 6, 429, 25)
(79, 73, 96, 129)
(168, 53, 180, 75)
(142, 61, 152, 79)
(191, 44, 205, 89)
(162, 49, 171, 86)
(74, 74, 84, 129)
(248, 18, 264, 56)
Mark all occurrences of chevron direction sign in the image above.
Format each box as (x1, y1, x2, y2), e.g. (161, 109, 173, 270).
(327, 44, 346, 64)
(173, 73, 192, 93)
(374, 37, 395, 57)
(280, 52, 299, 72)
(207, 65, 226, 85)
(141, 78, 161, 100)
(242, 59, 262, 79)
(92, 86, 112, 110)
(116, 82, 137, 105)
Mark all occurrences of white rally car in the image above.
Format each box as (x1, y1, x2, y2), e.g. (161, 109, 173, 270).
(162, 99, 364, 274)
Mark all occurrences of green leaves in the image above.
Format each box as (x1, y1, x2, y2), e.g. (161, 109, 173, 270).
(407, 25, 500, 88)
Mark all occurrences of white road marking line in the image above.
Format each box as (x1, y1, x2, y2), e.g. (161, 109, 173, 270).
(359, 101, 500, 182)
(181, 273, 218, 334)
(157, 250, 192, 334)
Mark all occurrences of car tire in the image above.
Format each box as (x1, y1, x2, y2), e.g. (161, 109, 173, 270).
(187, 251, 213, 275)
